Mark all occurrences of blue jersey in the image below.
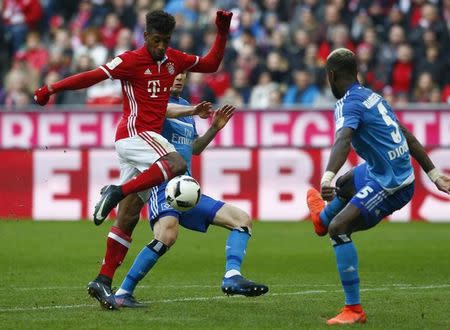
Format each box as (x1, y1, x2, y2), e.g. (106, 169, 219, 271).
(335, 83, 414, 192)
(163, 96, 198, 175)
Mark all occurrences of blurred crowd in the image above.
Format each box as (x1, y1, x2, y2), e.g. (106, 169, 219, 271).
(1, 0, 450, 110)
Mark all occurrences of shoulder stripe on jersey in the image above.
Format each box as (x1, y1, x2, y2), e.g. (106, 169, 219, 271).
(124, 82, 138, 136)
(99, 66, 113, 80)
(139, 132, 166, 157)
(166, 118, 194, 128)
(185, 56, 200, 71)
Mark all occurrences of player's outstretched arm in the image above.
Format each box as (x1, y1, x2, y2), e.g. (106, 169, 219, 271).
(189, 10, 232, 73)
(321, 128, 353, 201)
(34, 68, 108, 106)
(166, 101, 212, 119)
(400, 124, 450, 194)
(192, 104, 235, 155)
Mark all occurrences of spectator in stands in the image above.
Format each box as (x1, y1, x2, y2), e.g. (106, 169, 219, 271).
(283, 69, 319, 106)
(249, 71, 279, 109)
(176, 30, 195, 54)
(15, 31, 49, 73)
(288, 28, 310, 68)
(351, 10, 373, 43)
(314, 69, 335, 107)
(318, 24, 355, 65)
(74, 27, 108, 67)
(379, 25, 406, 68)
(219, 87, 244, 107)
(113, 28, 133, 56)
(182, 72, 216, 105)
(3, 68, 29, 108)
(204, 62, 232, 99)
(101, 12, 122, 51)
(413, 71, 437, 103)
(266, 51, 289, 84)
(107, 0, 136, 29)
(388, 43, 414, 94)
(232, 68, 251, 104)
(356, 43, 382, 91)
(417, 45, 446, 86)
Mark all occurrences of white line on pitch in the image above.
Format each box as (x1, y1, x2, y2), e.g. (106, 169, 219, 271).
(1, 284, 450, 313)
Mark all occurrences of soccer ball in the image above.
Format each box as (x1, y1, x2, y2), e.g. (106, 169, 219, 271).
(165, 175, 201, 211)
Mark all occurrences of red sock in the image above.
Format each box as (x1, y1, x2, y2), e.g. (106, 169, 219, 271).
(346, 304, 363, 312)
(121, 160, 173, 195)
(99, 226, 132, 280)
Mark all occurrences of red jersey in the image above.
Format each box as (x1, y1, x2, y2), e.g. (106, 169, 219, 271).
(100, 46, 199, 141)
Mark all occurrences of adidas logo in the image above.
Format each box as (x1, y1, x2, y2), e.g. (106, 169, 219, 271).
(144, 68, 152, 75)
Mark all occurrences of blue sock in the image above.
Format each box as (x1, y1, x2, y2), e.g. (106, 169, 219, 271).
(225, 229, 250, 273)
(332, 236, 360, 305)
(119, 246, 160, 294)
(320, 197, 346, 227)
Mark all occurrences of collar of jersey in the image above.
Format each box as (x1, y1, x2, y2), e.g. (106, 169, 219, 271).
(347, 82, 361, 93)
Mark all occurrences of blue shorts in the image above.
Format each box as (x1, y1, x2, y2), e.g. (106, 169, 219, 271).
(148, 182, 225, 233)
(350, 163, 414, 229)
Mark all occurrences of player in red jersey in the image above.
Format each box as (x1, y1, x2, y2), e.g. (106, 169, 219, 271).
(34, 10, 233, 310)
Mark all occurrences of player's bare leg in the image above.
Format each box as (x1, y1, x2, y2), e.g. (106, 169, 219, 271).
(88, 194, 143, 310)
(114, 216, 178, 308)
(93, 152, 186, 225)
(213, 204, 269, 297)
(326, 204, 367, 325)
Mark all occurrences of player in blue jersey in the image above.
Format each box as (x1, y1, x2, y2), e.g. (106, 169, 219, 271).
(113, 73, 268, 307)
(306, 48, 450, 325)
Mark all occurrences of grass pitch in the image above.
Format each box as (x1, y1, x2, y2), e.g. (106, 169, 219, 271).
(1, 220, 450, 329)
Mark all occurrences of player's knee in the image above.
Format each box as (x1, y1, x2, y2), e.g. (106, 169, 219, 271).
(328, 218, 347, 237)
(155, 222, 179, 247)
(237, 212, 252, 229)
(165, 152, 187, 176)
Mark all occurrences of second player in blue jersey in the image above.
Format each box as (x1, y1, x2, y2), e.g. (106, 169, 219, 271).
(307, 48, 450, 325)
(113, 73, 268, 307)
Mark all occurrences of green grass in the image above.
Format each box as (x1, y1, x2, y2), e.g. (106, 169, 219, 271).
(1, 221, 450, 329)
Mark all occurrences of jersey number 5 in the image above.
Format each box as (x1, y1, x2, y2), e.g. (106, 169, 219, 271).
(377, 102, 402, 144)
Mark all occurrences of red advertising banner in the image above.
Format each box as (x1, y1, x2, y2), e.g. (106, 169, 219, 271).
(0, 110, 449, 148)
(1, 148, 449, 222)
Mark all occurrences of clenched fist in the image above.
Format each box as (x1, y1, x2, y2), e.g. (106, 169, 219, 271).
(215, 10, 233, 35)
(34, 85, 51, 106)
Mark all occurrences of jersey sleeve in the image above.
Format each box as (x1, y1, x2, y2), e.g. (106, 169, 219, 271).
(99, 52, 134, 80)
(171, 49, 200, 73)
(336, 101, 363, 132)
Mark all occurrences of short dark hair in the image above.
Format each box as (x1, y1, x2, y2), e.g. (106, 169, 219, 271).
(326, 48, 357, 77)
(145, 10, 176, 34)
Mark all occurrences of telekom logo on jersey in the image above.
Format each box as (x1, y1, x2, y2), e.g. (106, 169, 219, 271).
(147, 80, 169, 98)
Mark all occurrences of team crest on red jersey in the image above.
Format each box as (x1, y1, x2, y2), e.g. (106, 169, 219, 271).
(166, 62, 175, 75)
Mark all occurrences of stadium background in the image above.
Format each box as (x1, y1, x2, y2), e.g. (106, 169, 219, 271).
(1, 0, 449, 221)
